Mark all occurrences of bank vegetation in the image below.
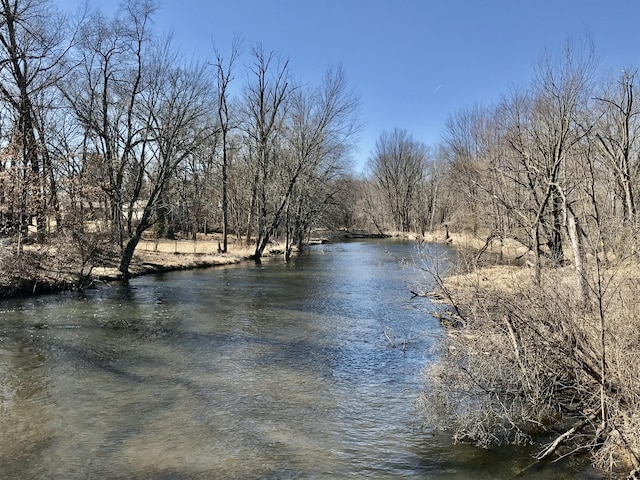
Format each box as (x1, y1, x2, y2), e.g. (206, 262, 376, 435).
(413, 41, 640, 479)
(0, 0, 362, 292)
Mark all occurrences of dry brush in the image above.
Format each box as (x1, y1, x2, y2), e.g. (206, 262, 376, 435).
(420, 252, 640, 477)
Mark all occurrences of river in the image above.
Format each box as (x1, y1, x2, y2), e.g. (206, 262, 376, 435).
(0, 239, 600, 479)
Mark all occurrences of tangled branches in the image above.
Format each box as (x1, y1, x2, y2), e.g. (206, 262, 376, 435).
(420, 261, 640, 477)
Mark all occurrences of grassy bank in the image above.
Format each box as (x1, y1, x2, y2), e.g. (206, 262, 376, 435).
(0, 228, 384, 299)
(420, 228, 640, 478)
(0, 234, 291, 298)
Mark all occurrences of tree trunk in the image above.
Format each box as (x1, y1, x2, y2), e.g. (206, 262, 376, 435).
(550, 188, 564, 266)
(119, 234, 141, 278)
(567, 215, 589, 306)
(222, 153, 228, 253)
(534, 224, 542, 284)
(246, 171, 258, 246)
(429, 182, 438, 232)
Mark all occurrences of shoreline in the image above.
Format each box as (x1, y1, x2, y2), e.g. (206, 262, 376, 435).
(0, 242, 272, 299)
(0, 229, 473, 300)
(0, 230, 391, 299)
(92, 231, 432, 281)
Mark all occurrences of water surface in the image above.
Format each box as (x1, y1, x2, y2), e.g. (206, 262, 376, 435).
(0, 240, 598, 479)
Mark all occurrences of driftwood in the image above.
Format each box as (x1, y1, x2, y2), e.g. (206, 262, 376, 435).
(343, 230, 391, 239)
(411, 290, 447, 301)
(516, 412, 598, 477)
(535, 413, 598, 461)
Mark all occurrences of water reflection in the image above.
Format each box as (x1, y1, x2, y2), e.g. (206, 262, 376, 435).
(0, 240, 599, 479)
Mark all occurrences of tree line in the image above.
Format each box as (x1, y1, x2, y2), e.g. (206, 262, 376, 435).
(7, 3, 639, 279)
(0, 0, 361, 277)
(360, 41, 640, 272)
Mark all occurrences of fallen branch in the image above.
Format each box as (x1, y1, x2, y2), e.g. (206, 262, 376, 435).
(383, 330, 396, 348)
(536, 413, 598, 461)
(516, 412, 598, 477)
(475, 231, 503, 265)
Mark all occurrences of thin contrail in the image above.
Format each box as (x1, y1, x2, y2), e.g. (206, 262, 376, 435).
(433, 84, 442, 94)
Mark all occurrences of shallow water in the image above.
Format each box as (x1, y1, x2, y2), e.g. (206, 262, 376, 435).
(0, 240, 599, 479)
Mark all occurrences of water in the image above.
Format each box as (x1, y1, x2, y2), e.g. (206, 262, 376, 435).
(0, 240, 599, 479)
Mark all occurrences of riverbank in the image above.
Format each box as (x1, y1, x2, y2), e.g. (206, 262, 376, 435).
(419, 228, 640, 478)
(1, 228, 427, 299)
(0, 235, 295, 298)
(93, 238, 260, 281)
(0, 228, 354, 298)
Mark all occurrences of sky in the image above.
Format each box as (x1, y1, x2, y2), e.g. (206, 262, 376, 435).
(57, 0, 640, 172)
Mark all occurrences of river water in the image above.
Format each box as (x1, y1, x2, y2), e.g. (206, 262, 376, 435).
(0, 240, 599, 479)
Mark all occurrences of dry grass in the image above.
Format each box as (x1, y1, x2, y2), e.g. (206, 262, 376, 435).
(137, 236, 235, 255)
(421, 230, 640, 477)
(423, 228, 532, 261)
(93, 235, 288, 280)
(0, 233, 290, 296)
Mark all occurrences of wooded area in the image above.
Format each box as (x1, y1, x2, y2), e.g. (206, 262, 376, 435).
(414, 40, 640, 478)
(2, 0, 640, 475)
(0, 0, 362, 280)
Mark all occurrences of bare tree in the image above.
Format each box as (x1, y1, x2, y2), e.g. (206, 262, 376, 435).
(62, 1, 156, 250)
(117, 42, 211, 275)
(421, 146, 451, 234)
(213, 36, 242, 252)
(280, 65, 360, 259)
(496, 40, 597, 278)
(0, 0, 72, 245)
(64, 1, 211, 276)
(170, 123, 219, 239)
(356, 178, 389, 234)
(241, 44, 292, 260)
(594, 69, 640, 228)
(367, 128, 428, 233)
(442, 104, 496, 235)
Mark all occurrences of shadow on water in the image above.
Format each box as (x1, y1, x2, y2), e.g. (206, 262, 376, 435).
(0, 239, 601, 479)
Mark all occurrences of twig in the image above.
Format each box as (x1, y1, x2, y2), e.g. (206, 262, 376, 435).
(536, 413, 598, 461)
(383, 330, 396, 348)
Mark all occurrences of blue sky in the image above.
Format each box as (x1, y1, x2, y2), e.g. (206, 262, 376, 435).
(58, 0, 640, 171)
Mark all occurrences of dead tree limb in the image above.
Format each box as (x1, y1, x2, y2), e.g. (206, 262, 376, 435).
(535, 412, 598, 462)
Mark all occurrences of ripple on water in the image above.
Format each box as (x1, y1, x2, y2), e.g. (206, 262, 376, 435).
(0, 240, 599, 479)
